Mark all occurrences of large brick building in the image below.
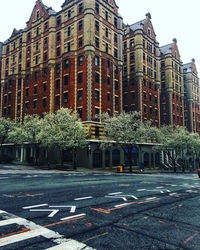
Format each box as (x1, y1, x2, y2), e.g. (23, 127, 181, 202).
(0, 0, 123, 124)
(0, 0, 200, 169)
(122, 13, 160, 127)
(183, 59, 200, 133)
(160, 39, 184, 127)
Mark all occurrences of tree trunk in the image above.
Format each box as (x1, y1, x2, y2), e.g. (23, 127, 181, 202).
(60, 149, 64, 166)
(73, 149, 77, 170)
(128, 148, 132, 173)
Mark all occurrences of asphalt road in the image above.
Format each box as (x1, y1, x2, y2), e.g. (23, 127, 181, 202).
(0, 164, 200, 249)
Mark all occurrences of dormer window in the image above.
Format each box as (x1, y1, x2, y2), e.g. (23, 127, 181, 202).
(36, 10, 40, 20)
(147, 29, 151, 36)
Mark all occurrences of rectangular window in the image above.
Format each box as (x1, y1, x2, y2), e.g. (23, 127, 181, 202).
(64, 58, 69, 69)
(43, 68, 47, 78)
(77, 90, 83, 101)
(26, 88, 29, 97)
(78, 55, 83, 65)
(115, 80, 119, 90)
(105, 27, 108, 37)
(115, 96, 119, 106)
(95, 21, 99, 32)
(35, 71, 38, 81)
(43, 83, 47, 92)
(114, 48, 118, 58)
(78, 3, 83, 14)
(78, 20, 83, 31)
(114, 17, 118, 28)
(95, 72, 100, 83)
(67, 42, 71, 52)
(95, 3, 99, 14)
(56, 63, 60, 74)
(95, 90, 99, 101)
(56, 96, 60, 106)
(64, 92, 68, 104)
(56, 15, 61, 26)
(68, 10, 71, 19)
(78, 72, 83, 83)
(78, 37, 83, 48)
(44, 38, 48, 49)
(56, 79, 60, 89)
(34, 85, 38, 95)
(68, 26, 71, 36)
(105, 11, 108, 21)
(43, 98, 47, 108)
(64, 75, 69, 85)
(57, 47, 60, 56)
(95, 37, 99, 48)
(44, 22, 48, 32)
(95, 56, 99, 66)
(33, 100, 37, 110)
(105, 43, 108, 53)
(44, 51, 48, 61)
(56, 32, 60, 42)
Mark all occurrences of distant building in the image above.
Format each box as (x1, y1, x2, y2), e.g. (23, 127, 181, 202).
(183, 59, 200, 133)
(160, 39, 184, 127)
(122, 13, 160, 127)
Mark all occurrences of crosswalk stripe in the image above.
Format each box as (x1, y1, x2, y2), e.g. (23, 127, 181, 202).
(46, 240, 94, 250)
(0, 228, 50, 247)
(0, 218, 26, 227)
(0, 210, 95, 249)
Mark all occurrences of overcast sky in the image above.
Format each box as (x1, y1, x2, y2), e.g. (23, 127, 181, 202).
(1, 0, 200, 74)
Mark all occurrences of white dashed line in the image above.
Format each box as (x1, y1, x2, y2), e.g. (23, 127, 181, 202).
(74, 196, 93, 201)
(23, 204, 48, 209)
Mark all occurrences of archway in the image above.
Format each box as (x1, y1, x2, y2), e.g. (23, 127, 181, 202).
(105, 150, 110, 167)
(93, 149, 102, 168)
(144, 152, 149, 167)
(112, 149, 120, 166)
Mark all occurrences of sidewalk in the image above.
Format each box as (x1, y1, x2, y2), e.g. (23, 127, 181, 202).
(0, 163, 198, 175)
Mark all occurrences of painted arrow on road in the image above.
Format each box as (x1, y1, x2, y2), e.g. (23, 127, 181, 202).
(29, 209, 59, 217)
(49, 206, 76, 213)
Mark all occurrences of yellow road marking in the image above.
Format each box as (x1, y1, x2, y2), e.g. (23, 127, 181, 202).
(82, 232, 109, 243)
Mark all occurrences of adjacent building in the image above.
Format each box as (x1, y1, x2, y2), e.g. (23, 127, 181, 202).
(160, 39, 184, 127)
(183, 59, 200, 133)
(122, 13, 160, 127)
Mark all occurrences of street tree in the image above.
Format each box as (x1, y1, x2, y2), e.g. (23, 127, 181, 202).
(0, 117, 15, 161)
(102, 112, 159, 172)
(39, 108, 88, 168)
(9, 114, 44, 165)
(155, 126, 200, 172)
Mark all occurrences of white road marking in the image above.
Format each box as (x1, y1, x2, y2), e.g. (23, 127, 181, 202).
(0, 228, 51, 247)
(74, 196, 93, 200)
(49, 206, 76, 213)
(114, 203, 129, 208)
(0, 218, 26, 227)
(23, 204, 48, 209)
(108, 192, 123, 195)
(137, 189, 146, 191)
(0, 177, 9, 179)
(46, 240, 95, 250)
(131, 196, 138, 200)
(156, 187, 164, 189)
(60, 213, 86, 221)
(145, 197, 157, 200)
(105, 196, 127, 201)
(29, 209, 59, 217)
(0, 210, 93, 249)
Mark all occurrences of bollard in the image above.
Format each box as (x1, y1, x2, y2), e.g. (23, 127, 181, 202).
(118, 165, 123, 173)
